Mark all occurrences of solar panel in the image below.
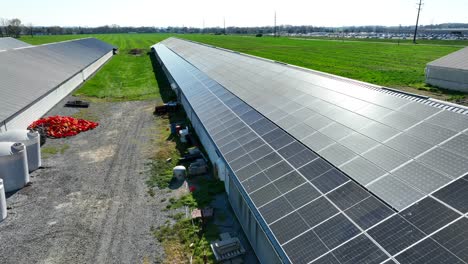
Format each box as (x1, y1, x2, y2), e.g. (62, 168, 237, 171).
(331, 234, 388, 264)
(259, 196, 294, 224)
(433, 178, 468, 213)
(318, 143, 357, 167)
(313, 213, 361, 249)
(406, 122, 457, 145)
(270, 212, 310, 244)
(297, 197, 339, 227)
(400, 197, 461, 235)
(302, 132, 335, 151)
(391, 161, 451, 194)
(311, 169, 349, 193)
(339, 157, 387, 185)
(367, 214, 426, 255)
(344, 196, 394, 230)
(338, 132, 379, 154)
(284, 183, 321, 209)
(358, 122, 399, 142)
(384, 133, 432, 157)
(155, 40, 468, 264)
(417, 147, 468, 179)
(362, 145, 409, 171)
(283, 229, 329, 264)
(431, 218, 468, 262)
(395, 238, 464, 264)
(367, 176, 425, 211)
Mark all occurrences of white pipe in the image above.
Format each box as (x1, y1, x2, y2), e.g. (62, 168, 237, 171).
(0, 179, 7, 221)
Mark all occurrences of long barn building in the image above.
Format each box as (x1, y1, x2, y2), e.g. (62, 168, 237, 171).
(425, 47, 468, 92)
(0, 38, 115, 132)
(153, 37, 468, 264)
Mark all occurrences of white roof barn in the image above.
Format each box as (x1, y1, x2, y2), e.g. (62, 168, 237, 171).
(426, 47, 468, 92)
(0, 38, 115, 132)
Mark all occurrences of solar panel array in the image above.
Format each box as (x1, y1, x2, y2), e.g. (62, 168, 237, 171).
(163, 37, 468, 211)
(0, 38, 115, 123)
(155, 40, 468, 264)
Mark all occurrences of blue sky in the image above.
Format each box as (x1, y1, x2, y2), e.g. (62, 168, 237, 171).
(2, 0, 467, 27)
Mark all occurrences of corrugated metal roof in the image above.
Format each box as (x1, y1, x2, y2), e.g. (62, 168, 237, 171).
(0, 37, 32, 50)
(427, 46, 468, 71)
(0, 38, 114, 124)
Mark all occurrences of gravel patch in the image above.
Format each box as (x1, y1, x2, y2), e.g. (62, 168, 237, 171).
(0, 96, 176, 263)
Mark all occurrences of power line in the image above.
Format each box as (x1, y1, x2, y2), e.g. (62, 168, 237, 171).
(413, 0, 423, 44)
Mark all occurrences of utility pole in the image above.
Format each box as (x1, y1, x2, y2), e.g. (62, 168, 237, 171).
(413, 0, 423, 44)
(223, 17, 226, 35)
(274, 11, 277, 37)
(398, 24, 401, 45)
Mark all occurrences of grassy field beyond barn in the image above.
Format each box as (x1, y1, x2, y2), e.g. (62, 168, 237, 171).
(21, 33, 466, 101)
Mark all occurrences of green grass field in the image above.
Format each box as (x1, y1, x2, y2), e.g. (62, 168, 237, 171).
(20, 33, 466, 101)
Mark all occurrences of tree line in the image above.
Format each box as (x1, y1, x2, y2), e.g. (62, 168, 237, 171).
(1, 18, 467, 38)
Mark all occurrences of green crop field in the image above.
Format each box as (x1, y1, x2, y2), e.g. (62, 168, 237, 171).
(20, 33, 466, 102)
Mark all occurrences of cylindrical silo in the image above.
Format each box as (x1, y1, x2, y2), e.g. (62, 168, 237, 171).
(0, 142, 29, 192)
(0, 130, 41, 171)
(0, 179, 7, 221)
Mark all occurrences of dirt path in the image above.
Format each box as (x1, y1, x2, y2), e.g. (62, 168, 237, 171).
(0, 98, 169, 264)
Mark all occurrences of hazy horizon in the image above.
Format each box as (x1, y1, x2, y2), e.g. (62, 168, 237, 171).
(2, 0, 467, 28)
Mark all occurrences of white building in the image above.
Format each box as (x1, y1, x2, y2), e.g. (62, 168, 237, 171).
(426, 47, 468, 92)
(154, 37, 468, 264)
(0, 38, 115, 132)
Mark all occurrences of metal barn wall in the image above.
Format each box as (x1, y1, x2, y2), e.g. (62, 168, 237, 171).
(228, 175, 282, 264)
(180, 94, 220, 164)
(426, 66, 468, 92)
(82, 51, 113, 80)
(2, 51, 113, 131)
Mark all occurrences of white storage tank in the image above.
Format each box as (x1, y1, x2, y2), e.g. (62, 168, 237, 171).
(0, 142, 29, 192)
(0, 179, 6, 221)
(173, 165, 186, 180)
(0, 130, 41, 171)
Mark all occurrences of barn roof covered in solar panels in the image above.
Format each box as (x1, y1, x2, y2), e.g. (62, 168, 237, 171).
(0, 38, 115, 124)
(154, 38, 468, 264)
(0, 37, 32, 50)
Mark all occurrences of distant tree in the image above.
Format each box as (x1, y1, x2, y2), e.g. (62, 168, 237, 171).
(26, 23, 34, 37)
(0, 18, 6, 37)
(6, 18, 22, 38)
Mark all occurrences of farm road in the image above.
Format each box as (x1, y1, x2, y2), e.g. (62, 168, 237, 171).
(0, 97, 168, 264)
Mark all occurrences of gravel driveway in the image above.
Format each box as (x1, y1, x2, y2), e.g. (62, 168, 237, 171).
(0, 97, 170, 264)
